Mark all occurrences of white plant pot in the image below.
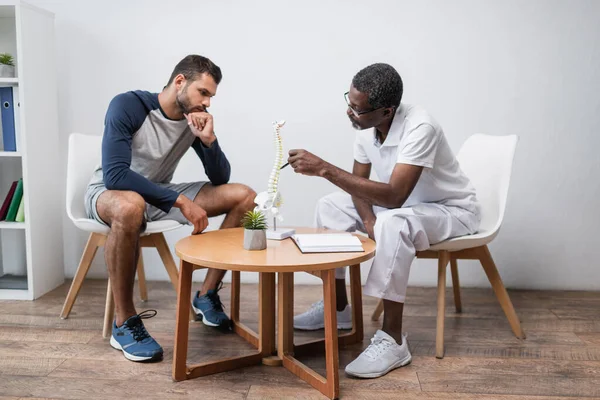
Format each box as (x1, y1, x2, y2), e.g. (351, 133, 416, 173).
(244, 229, 267, 251)
(0, 64, 15, 78)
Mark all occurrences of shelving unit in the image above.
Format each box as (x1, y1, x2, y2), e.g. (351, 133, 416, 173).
(0, 1, 63, 300)
(0, 151, 21, 157)
(0, 221, 26, 229)
(0, 77, 18, 84)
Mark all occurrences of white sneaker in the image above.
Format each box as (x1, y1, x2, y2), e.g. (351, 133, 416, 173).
(345, 330, 412, 378)
(293, 300, 353, 330)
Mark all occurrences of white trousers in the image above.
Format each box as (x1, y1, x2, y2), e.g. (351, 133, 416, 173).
(315, 192, 480, 303)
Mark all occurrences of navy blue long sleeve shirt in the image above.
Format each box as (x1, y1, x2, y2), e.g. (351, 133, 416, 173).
(89, 91, 230, 213)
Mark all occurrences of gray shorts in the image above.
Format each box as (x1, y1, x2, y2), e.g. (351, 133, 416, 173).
(84, 181, 208, 226)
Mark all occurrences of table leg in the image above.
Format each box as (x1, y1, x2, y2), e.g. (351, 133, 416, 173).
(172, 260, 193, 381)
(230, 270, 240, 322)
(294, 264, 364, 356)
(322, 268, 340, 399)
(348, 264, 364, 343)
(277, 272, 294, 358)
(279, 270, 340, 399)
(259, 272, 276, 357)
(230, 270, 261, 348)
(174, 267, 275, 380)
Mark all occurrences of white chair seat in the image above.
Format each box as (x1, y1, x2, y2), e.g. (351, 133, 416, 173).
(428, 229, 498, 251)
(72, 217, 183, 236)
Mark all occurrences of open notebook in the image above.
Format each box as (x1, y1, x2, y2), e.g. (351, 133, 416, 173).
(291, 233, 364, 253)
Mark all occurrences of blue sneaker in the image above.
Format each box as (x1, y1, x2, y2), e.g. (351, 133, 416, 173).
(192, 282, 231, 329)
(110, 310, 163, 362)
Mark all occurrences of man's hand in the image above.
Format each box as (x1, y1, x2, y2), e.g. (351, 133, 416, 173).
(174, 194, 208, 234)
(288, 149, 329, 177)
(185, 112, 216, 147)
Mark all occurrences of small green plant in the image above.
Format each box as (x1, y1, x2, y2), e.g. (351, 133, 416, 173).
(0, 53, 14, 66)
(241, 210, 267, 230)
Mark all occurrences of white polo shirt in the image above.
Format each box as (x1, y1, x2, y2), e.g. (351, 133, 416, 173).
(353, 104, 480, 215)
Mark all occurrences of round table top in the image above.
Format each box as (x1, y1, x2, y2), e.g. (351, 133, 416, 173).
(175, 227, 376, 273)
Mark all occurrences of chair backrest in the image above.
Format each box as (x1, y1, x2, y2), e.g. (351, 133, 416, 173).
(66, 133, 102, 221)
(456, 134, 518, 235)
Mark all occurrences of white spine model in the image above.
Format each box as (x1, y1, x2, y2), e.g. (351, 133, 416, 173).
(268, 120, 285, 201)
(253, 120, 295, 240)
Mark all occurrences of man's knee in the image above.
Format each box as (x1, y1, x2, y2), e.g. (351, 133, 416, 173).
(315, 192, 356, 230)
(316, 192, 347, 215)
(103, 191, 146, 232)
(235, 184, 257, 210)
(374, 211, 408, 240)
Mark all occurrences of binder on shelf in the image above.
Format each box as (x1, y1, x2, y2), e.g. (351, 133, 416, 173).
(15, 195, 25, 222)
(0, 180, 18, 220)
(5, 178, 23, 222)
(0, 87, 16, 152)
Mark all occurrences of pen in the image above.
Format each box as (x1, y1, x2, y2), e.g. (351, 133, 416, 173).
(280, 162, 289, 170)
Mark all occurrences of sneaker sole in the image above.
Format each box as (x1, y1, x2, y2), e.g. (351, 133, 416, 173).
(345, 354, 412, 379)
(192, 304, 224, 328)
(294, 322, 353, 331)
(110, 336, 163, 362)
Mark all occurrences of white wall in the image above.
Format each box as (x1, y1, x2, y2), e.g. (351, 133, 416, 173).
(26, 0, 600, 290)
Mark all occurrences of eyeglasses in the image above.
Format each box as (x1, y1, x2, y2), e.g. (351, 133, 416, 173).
(344, 91, 381, 117)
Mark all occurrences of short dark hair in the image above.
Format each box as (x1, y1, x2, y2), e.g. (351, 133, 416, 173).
(167, 55, 222, 86)
(352, 63, 403, 110)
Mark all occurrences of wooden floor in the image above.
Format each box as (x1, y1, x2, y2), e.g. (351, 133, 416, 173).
(1, 279, 600, 399)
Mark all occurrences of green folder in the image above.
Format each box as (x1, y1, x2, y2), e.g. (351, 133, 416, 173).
(15, 194, 25, 222)
(6, 178, 23, 222)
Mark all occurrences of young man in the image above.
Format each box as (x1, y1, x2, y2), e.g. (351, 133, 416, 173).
(289, 63, 480, 378)
(85, 55, 257, 362)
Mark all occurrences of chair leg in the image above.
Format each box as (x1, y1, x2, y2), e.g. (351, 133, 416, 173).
(436, 250, 450, 359)
(103, 278, 115, 339)
(450, 258, 462, 313)
(477, 245, 526, 339)
(371, 298, 384, 321)
(152, 233, 180, 290)
(60, 232, 103, 319)
(137, 248, 148, 302)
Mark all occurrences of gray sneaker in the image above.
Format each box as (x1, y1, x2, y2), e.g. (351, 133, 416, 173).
(293, 300, 353, 330)
(345, 330, 412, 378)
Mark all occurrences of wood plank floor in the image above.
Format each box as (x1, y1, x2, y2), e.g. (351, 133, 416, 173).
(1, 279, 599, 399)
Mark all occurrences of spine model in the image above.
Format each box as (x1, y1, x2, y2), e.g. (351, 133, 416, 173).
(268, 120, 285, 206)
(251, 119, 296, 240)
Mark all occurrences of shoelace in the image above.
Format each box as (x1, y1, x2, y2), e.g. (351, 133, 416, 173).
(127, 309, 157, 342)
(206, 282, 225, 313)
(363, 336, 393, 360)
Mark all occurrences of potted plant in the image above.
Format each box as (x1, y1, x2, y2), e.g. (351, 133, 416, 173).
(241, 210, 267, 250)
(0, 53, 15, 78)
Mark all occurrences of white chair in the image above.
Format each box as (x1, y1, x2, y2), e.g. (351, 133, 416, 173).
(371, 134, 525, 358)
(61, 133, 186, 338)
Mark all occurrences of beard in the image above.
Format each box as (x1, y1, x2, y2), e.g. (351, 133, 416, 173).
(175, 83, 205, 115)
(176, 90, 193, 115)
(348, 115, 363, 130)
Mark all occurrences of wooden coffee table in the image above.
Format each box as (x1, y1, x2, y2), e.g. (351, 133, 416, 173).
(173, 227, 376, 399)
